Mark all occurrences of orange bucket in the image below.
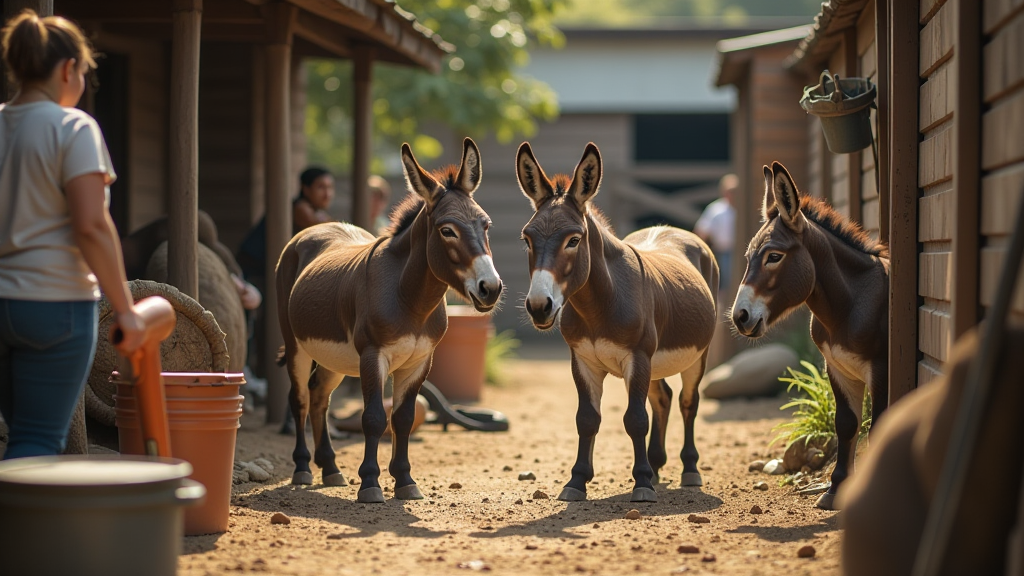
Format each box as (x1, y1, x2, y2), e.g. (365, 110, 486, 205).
(427, 306, 491, 403)
(114, 372, 245, 536)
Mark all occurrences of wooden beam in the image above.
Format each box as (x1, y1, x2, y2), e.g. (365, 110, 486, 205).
(888, 0, 920, 403)
(167, 0, 202, 299)
(876, 0, 890, 241)
(262, 0, 296, 425)
(55, 0, 260, 24)
(950, 0, 981, 339)
(293, 9, 351, 59)
(845, 27, 863, 226)
(351, 44, 374, 231)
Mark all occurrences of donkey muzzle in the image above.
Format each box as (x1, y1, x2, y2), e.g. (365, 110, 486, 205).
(465, 255, 501, 312)
(731, 284, 768, 337)
(525, 270, 563, 329)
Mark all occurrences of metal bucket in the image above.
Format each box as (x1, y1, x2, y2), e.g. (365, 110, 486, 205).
(0, 455, 204, 576)
(800, 69, 877, 154)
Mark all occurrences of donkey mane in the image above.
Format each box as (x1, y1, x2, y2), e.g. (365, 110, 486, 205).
(770, 195, 889, 258)
(382, 194, 425, 238)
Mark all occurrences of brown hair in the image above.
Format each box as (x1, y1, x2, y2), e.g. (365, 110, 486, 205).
(1, 10, 95, 86)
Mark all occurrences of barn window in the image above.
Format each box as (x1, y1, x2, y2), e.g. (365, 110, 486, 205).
(633, 114, 730, 162)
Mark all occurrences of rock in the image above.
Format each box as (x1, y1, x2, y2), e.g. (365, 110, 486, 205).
(525, 544, 538, 550)
(502, 465, 513, 472)
(532, 490, 549, 500)
(807, 449, 827, 471)
(701, 554, 717, 563)
(700, 463, 712, 471)
(748, 460, 767, 472)
(518, 471, 536, 481)
(450, 482, 463, 489)
(753, 481, 769, 491)
(625, 509, 642, 520)
(762, 459, 786, 475)
(326, 533, 343, 540)
(270, 512, 291, 525)
(798, 545, 816, 558)
(677, 545, 700, 554)
(457, 560, 490, 571)
(515, 498, 524, 505)
(710, 535, 721, 543)
(243, 461, 271, 482)
(481, 497, 490, 503)
(253, 458, 274, 472)
(784, 436, 838, 472)
(700, 343, 798, 399)
(687, 514, 710, 524)
(749, 505, 763, 514)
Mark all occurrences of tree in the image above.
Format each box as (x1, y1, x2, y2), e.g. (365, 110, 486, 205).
(305, 0, 566, 173)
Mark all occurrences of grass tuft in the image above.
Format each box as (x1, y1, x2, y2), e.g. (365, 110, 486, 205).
(771, 360, 874, 449)
(484, 330, 521, 386)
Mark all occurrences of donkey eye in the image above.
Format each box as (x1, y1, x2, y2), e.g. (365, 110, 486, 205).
(766, 252, 783, 264)
(440, 227, 458, 239)
(566, 237, 581, 249)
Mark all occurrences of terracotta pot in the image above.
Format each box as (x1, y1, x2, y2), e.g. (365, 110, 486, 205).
(114, 372, 245, 535)
(427, 305, 491, 403)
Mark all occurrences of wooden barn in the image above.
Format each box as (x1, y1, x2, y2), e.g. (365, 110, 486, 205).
(716, 0, 1024, 403)
(1, 0, 448, 423)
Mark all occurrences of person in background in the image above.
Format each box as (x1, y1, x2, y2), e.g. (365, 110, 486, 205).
(695, 173, 737, 292)
(0, 10, 145, 459)
(367, 174, 392, 236)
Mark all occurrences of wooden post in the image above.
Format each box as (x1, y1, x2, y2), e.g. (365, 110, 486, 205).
(167, 0, 202, 300)
(875, 0, 890, 241)
(2, 0, 54, 98)
(250, 45, 266, 226)
(844, 27, 863, 226)
(351, 45, 374, 231)
(888, 0, 920, 404)
(262, 2, 297, 424)
(950, 0, 981, 339)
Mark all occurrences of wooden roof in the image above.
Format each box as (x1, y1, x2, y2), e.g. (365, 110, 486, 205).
(784, 0, 872, 71)
(713, 25, 811, 87)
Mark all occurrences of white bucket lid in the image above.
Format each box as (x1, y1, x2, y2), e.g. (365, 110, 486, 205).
(0, 455, 192, 487)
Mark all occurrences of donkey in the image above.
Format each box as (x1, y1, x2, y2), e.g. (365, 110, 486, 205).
(516, 142, 719, 503)
(276, 138, 502, 503)
(730, 161, 889, 510)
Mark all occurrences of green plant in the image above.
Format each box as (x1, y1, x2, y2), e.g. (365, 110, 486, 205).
(771, 361, 874, 449)
(484, 329, 520, 386)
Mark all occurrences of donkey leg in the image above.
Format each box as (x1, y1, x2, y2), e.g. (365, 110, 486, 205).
(817, 367, 865, 510)
(309, 366, 346, 486)
(389, 364, 429, 500)
(356, 349, 389, 503)
(558, 354, 606, 502)
(624, 353, 656, 502)
(287, 348, 315, 485)
(647, 378, 672, 484)
(679, 353, 708, 487)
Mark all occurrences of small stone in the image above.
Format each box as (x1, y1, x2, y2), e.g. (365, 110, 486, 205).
(502, 465, 513, 472)
(481, 497, 490, 503)
(677, 545, 700, 554)
(749, 505, 763, 514)
(326, 533, 343, 540)
(687, 514, 710, 524)
(515, 498, 524, 505)
(748, 460, 767, 472)
(798, 545, 816, 558)
(625, 509, 642, 520)
(533, 490, 549, 500)
(701, 553, 717, 563)
(710, 535, 721, 543)
(753, 481, 769, 491)
(450, 482, 463, 489)
(518, 472, 536, 481)
(270, 512, 291, 525)
(525, 544, 538, 550)
(593, 523, 600, 528)
(762, 459, 786, 475)
(457, 560, 490, 571)
(700, 463, 712, 471)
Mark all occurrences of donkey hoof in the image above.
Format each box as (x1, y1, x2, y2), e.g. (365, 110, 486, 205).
(291, 471, 314, 485)
(681, 472, 703, 487)
(815, 492, 838, 510)
(357, 487, 386, 503)
(323, 473, 348, 487)
(557, 486, 587, 501)
(631, 487, 657, 502)
(395, 484, 424, 500)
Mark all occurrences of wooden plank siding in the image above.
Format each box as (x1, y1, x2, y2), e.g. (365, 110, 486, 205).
(856, 4, 879, 239)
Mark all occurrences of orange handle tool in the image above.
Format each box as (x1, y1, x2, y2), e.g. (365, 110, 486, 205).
(111, 296, 177, 458)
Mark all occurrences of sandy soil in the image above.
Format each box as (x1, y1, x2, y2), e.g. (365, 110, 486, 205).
(180, 354, 841, 576)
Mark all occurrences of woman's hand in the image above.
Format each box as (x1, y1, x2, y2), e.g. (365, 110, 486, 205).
(111, 307, 147, 355)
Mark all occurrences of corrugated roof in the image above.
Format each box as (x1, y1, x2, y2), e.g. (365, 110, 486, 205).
(785, 0, 872, 70)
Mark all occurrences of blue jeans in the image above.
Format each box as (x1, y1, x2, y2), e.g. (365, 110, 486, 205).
(0, 299, 98, 459)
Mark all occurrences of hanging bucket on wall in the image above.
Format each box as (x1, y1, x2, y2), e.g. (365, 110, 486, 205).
(800, 69, 877, 154)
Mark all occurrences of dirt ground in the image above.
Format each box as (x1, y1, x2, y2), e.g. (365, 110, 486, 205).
(180, 348, 841, 576)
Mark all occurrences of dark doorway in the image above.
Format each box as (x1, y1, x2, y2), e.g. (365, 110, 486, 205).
(91, 52, 130, 236)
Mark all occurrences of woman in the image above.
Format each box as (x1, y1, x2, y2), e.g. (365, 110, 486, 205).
(0, 11, 145, 459)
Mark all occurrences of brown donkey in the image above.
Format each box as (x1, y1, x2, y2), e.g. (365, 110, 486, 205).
(516, 142, 718, 503)
(276, 138, 502, 503)
(730, 161, 889, 510)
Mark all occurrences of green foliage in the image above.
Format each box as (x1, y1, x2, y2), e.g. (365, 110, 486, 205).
(484, 329, 521, 386)
(771, 361, 874, 449)
(305, 0, 565, 173)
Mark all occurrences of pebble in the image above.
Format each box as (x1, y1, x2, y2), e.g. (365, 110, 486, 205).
(749, 505, 763, 514)
(748, 460, 767, 472)
(515, 498, 524, 505)
(710, 535, 721, 543)
(625, 509, 642, 520)
(450, 482, 463, 489)
(687, 514, 710, 524)
(503, 465, 513, 471)
(533, 490, 549, 500)
(518, 472, 536, 481)
(326, 533, 343, 540)
(798, 545, 816, 558)
(525, 544, 538, 550)
(481, 497, 490, 503)
(700, 463, 712, 471)
(457, 560, 490, 571)
(753, 481, 769, 491)
(763, 459, 786, 475)
(701, 554, 717, 563)
(270, 512, 291, 525)
(677, 545, 699, 554)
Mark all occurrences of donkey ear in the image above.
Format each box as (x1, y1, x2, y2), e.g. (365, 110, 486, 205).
(401, 143, 443, 207)
(761, 165, 775, 222)
(516, 142, 554, 210)
(771, 161, 804, 232)
(567, 142, 602, 211)
(455, 137, 482, 195)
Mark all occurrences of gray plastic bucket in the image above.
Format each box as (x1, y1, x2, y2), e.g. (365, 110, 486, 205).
(800, 69, 877, 154)
(0, 455, 204, 576)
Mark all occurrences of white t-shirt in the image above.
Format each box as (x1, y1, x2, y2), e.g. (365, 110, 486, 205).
(694, 197, 735, 253)
(0, 101, 116, 301)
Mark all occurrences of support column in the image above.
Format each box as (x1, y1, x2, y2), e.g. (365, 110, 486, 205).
(351, 45, 374, 231)
(167, 0, 202, 299)
(263, 2, 297, 424)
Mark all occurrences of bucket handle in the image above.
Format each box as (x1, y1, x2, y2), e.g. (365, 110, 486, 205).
(174, 479, 207, 507)
(816, 69, 845, 103)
